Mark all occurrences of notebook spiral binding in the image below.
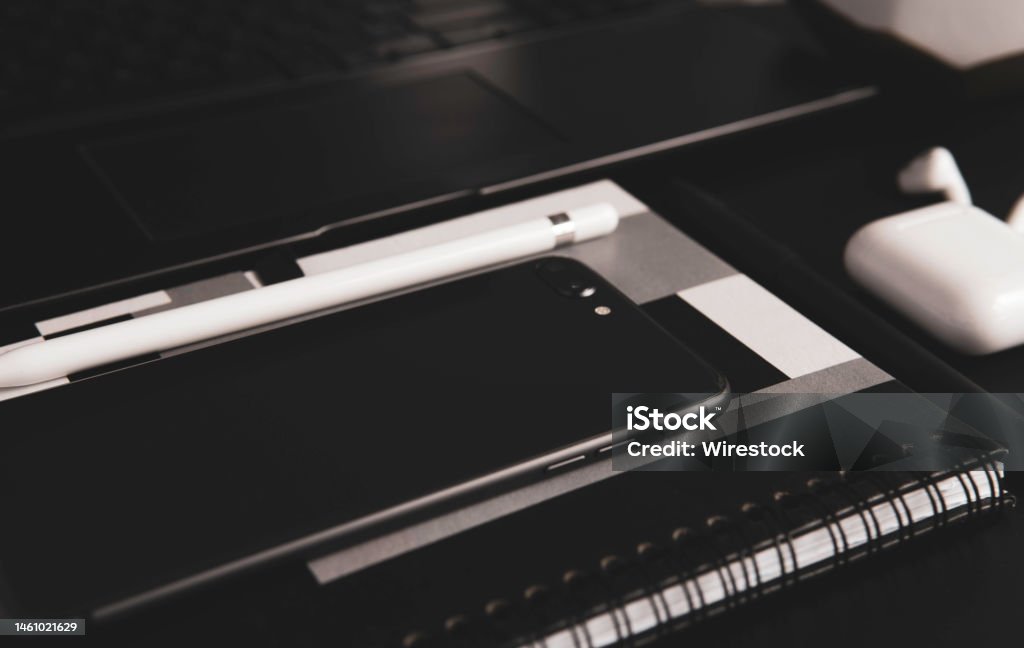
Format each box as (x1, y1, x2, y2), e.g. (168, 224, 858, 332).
(404, 458, 1014, 648)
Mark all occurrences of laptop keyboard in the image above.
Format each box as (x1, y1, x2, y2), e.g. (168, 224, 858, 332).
(0, 0, 683, 127)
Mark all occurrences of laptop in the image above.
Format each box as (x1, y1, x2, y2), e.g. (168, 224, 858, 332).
(0, 0, 867, 314)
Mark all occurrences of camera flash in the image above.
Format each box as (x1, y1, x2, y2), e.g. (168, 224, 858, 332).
(594, 306, 612, 316)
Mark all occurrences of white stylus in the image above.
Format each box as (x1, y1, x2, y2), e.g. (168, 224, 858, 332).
(0, 203, 619, 388)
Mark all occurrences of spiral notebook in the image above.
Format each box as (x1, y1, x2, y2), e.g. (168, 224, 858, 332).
(337, 456, 1012, 648)
(509, 464, 1010, 648)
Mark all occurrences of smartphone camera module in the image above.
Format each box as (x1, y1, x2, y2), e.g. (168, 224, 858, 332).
(536, 259, 598, 298)
(571, 282, 596, 298)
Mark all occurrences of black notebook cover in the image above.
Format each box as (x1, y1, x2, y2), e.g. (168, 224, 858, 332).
(98, 459, 1011, 647)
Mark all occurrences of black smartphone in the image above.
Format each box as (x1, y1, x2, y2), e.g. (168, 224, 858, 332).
(0, 257, 726, 618)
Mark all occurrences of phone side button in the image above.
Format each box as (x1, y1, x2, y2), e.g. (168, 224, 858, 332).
(598, 439, 631, 454)
(547, 455, 587, 472)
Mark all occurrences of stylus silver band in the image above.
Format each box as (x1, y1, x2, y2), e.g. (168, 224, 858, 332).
(548, 213, 575, 247)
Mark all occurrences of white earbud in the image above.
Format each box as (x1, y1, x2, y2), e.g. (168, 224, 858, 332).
(1006, 193, 1024, 234)
(897, 146, 972, 206)
(899, 147, 1024, 235)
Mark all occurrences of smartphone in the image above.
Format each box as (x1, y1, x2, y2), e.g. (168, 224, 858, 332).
(0, 257, 726, 618)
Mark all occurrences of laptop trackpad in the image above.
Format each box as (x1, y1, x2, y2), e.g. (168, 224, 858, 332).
(84, 74, 561, 241)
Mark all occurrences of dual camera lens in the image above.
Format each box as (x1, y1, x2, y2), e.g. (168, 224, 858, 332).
(536, 259, 598, 298)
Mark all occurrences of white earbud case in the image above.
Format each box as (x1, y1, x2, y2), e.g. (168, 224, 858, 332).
(845, 201, 1024, 354)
